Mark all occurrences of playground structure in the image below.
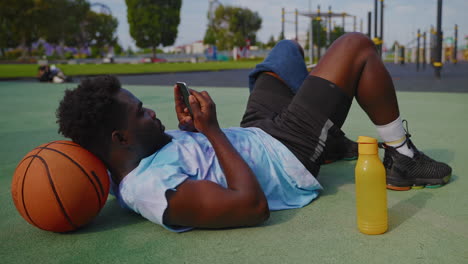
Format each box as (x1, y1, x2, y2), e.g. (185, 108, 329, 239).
(395, 24, 460, 71)
(299, 6, 357, 64)
(281, 1, 384, 65)
(281, 0, 459, 79)
(282, 6, 356, 63)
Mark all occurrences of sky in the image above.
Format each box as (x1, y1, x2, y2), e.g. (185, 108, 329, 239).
(94, 0, 468, 50)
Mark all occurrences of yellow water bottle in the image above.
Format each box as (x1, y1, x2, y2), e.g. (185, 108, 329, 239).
(355, 136, 388, 235)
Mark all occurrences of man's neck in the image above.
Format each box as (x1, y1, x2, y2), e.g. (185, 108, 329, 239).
(107, 139, 171, 183)
(106, 151, 143, 184)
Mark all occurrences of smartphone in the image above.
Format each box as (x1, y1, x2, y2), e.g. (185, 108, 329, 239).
(176, 81, 193, 115)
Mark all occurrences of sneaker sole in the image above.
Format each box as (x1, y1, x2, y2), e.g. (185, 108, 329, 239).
(386, 174, 451, 191)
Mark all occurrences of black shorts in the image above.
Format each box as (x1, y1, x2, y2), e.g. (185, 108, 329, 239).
(240, 73, 352, 176)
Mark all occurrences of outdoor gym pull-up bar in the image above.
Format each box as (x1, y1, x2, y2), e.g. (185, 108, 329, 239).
(297, 6, 356, 64)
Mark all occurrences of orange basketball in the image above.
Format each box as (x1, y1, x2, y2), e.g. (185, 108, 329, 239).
(11, 140, 109, 232)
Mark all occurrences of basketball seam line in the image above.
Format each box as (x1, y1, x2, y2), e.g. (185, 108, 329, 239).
(19, 141, 55, 227)
(35, 145, 107, 198)
(35, 146, 103, 206)
(33, 142, 105, 198)
(33, 155, 78, 229)
(16, 156, 40, 227)
(91, 171, 105, 198)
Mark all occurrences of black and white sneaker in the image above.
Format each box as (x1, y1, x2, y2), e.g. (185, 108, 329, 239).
(382, 136, 452, 191)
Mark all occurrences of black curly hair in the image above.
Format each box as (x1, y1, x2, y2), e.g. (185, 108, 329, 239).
(56, 75, 125, 154)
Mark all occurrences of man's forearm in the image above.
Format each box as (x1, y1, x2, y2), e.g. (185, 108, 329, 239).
(204, 128, 265, 197)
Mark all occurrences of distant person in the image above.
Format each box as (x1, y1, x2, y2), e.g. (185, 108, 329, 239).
(56, 33, 452, 232)
(37, 65, 72, 83)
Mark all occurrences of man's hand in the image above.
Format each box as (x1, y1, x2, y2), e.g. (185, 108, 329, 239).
(188, 90, 221, 136)
(174, 85, 197, 132)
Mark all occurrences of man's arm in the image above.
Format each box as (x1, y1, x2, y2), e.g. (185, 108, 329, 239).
(164, 90, 269, 228)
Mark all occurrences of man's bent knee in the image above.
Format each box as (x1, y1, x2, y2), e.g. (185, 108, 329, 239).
(326, 32, 377, 63)
(332, 32, 376, 53)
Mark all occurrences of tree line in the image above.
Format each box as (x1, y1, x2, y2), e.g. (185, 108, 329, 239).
(0, 0, 118, 59)
(0, 0, 185, 60)
(1, 0, 340, 61)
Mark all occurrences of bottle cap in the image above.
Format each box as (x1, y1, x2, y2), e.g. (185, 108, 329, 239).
(357, 136, 378, 155)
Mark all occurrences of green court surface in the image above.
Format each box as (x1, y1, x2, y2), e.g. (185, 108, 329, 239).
(0, 81, 467, 263)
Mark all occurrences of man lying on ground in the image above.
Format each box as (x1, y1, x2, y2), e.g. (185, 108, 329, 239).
(56, 33, 452, 232)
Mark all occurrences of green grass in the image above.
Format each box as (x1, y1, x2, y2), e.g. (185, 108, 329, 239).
(0, 60, 262, 78)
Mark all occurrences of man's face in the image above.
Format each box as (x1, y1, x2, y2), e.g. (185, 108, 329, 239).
(116, 88, 171, 157)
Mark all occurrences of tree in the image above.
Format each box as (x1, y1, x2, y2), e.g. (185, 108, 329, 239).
(305, 23, 331, 51)
(312, 19, 327, 48)
(38, 0, 90, 47)
(330, 26, 345, 45)
(126, 46, 135, 56)
(126, 0, 182, 59)
(278, 32, 285, 41)
(31, 0, 91, 58)
(0, 0, 119, 59)
(266, 35, 276, 49)
(85, 11, 118, 57)
(0, 0, 40, 57)
(203, 5, 262, 50)
(114, 43, 124, 55)
(0, 8, 19, 56)
(203, 27, 217, 47)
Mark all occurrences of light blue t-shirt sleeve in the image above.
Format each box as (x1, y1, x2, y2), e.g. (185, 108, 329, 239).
(118, 159, 193, 232)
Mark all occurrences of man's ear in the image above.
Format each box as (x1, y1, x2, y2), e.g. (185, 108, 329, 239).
(111, 130, 128, 145)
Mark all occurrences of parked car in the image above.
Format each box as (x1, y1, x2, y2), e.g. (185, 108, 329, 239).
(141, 57, 167, 63)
